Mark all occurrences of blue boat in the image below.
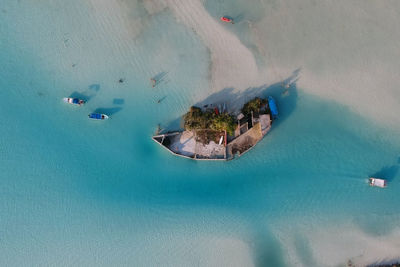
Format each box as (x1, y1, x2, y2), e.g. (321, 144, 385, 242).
(268, 96, 278, 119)
(88, 113, 109, 120)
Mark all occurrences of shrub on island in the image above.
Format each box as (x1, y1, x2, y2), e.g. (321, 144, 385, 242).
(183, 106, 236, 136)
(241, 97, 267, 115)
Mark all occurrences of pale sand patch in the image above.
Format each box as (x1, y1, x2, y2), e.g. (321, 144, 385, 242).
(308, 226, 400, 266)
(146, 234, 255, 267)
(86, 0, 144, 41)
(163, 0, 262, 93)
(264, 64, 400, 130)
(142, 0, 168, 15)
(249, 0, 400, 130)
(278, 223, 400, 267)
(195, 237, 254, 267)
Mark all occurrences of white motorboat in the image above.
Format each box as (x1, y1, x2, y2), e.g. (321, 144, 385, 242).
(63, 97, 85, 106)
(369, 177, 387, 188)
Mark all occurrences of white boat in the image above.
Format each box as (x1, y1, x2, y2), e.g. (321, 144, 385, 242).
(63, 97, 85, 106)
(88, 113, 109, 120)
(369, 177, 387, 188)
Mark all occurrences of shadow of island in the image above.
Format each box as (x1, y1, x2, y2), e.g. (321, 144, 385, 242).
(161, 70, 299, 134)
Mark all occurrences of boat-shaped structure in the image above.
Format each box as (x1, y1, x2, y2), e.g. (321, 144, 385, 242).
(369, 177, 387, 188)
(63, 97, 85, 106)
(153, 97, 277, 161)
(88, 113, 109, 120)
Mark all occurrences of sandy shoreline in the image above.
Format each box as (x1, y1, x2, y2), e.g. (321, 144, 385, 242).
(278, 223, 400, 267)
(165, 0, 262, 92)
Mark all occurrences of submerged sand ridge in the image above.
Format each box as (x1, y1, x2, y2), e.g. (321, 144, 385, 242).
(164, 0, 261, 93)
(142, 0, 400, 131)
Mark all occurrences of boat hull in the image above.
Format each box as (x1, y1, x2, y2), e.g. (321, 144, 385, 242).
(220, 17, 233, 23)
(88, 113, 109, 120)
(63, 97, 85, 105)
(369, 177, 387, 188)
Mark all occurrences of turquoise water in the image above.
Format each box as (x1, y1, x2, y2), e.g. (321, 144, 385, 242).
(1, 1, 400, 266)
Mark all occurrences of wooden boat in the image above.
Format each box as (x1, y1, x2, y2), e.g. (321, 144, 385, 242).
(63, 97, 85, 106)
(369, 177, 387, 188)
(88, 113, 109, 120)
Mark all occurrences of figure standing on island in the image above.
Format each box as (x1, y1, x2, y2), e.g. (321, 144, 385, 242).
(151, 78, 156, 87)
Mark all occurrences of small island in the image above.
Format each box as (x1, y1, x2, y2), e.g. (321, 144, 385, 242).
(152, 96, 278, 160)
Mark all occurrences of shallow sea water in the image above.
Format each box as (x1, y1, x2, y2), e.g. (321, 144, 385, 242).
(0, 1, 399, 266)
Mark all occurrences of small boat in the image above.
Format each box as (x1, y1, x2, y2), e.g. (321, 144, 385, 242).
(369, 177, 387, 188)
(267, 96, 278, 119)
(63, 97, 85, 106)
(220, 16, 234, 24)
(88, 113, 109, 120)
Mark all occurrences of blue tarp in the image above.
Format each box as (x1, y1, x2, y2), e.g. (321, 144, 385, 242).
(268, 96, 278, 119)
(72, 98, 79, 104)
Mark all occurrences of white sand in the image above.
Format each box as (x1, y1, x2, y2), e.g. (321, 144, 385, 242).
(195, 237, 254, 267)
(251, 0, 400, 129)
(277, 222, 400, 267)
(311, 227, 400, 266)
(145, 0, 400, 130)
(160, 0, 262, 93)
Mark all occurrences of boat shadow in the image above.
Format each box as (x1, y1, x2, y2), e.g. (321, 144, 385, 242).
(113, 98, 125, 105)
(93, 107, 122, 116)
(232, 13, 244, 24)
(151, 71, 169, 87)
(69, 91, 94, 102)
(370, 165, 399, 182)
(89, 84, 101, 92)
(157, 96, 167, 103)
(69, 83, 102, 102)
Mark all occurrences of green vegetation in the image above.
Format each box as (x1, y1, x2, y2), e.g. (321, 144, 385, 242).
(209, 112, 236, 135)
(241, 97, 267, 115)
(183, 106, 207, 130)
(183, 106, 236, 135)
